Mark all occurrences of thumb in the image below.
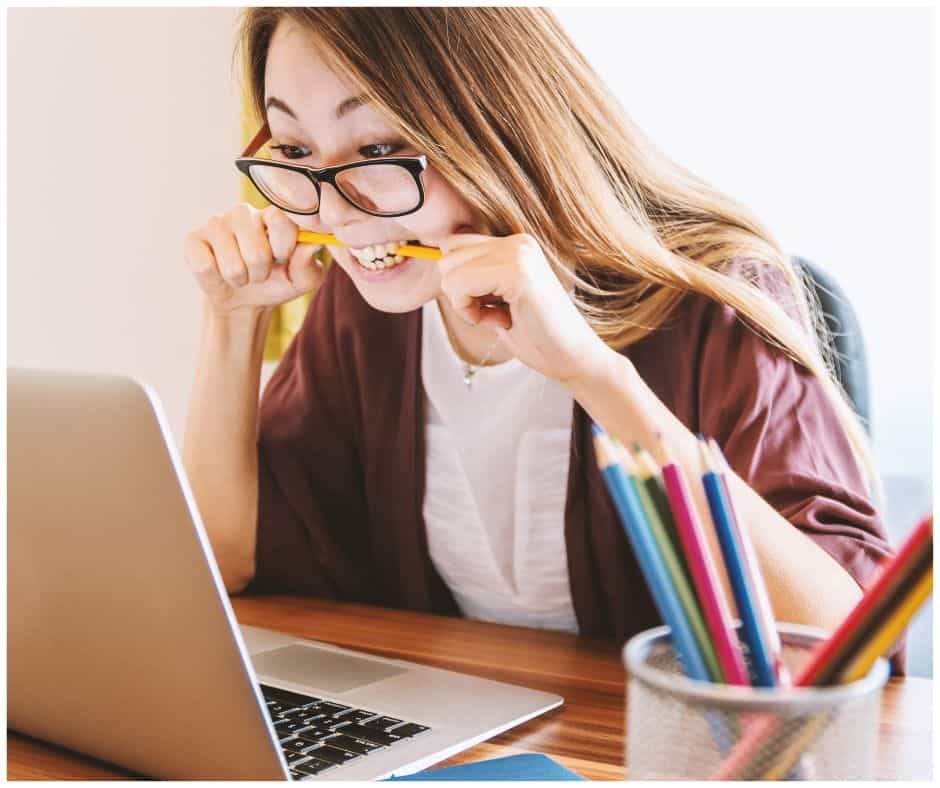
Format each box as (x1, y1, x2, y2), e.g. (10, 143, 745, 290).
(286, 243, 326, 292)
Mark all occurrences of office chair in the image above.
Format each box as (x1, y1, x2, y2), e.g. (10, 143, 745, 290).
(790, 256, 871, 434)
(789, 259, 932, 678)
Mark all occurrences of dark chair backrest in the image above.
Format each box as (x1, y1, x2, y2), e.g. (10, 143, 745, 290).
(790, 256, 871, 434)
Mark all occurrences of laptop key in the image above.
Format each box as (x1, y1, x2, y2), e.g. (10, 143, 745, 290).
(293, 757, 335, 776)
(390, 723, 430, 738)
(321, 716, 355, 730)
(279, 720, 315, 735)
(334, 723, 402, 746)
(312, 701, 351, 716)
(282, 737, 320, 754)
(327, 734, 384, 755)
(284, 750, 311, 765)
(260, 684, 321, 707)
(294, 727, 337, 744)
(341, 710, 378, 725)
(267, 702, 295, 716)
(363, 716, 404, 731)
(278, 707, 317, 721)
(304, 745, 360, 765)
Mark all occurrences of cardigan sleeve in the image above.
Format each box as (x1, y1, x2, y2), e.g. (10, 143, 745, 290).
(692, 263, 906, 673)
(241, 265, 376, 601)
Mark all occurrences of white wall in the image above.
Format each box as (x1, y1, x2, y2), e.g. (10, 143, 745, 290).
(7, 6, 242, 443)
(554, 6, 932, 490)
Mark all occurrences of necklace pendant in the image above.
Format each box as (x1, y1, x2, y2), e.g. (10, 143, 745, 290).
(463, 365, 475, 389)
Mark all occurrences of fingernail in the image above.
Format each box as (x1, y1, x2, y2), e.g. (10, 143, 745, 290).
(465, 319, 475, 327)
(274, 257, 289, 265)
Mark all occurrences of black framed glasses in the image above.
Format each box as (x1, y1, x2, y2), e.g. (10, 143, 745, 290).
(236, 122, 428, 217)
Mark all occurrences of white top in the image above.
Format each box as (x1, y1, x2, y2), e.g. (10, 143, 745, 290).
(420, 299, 579, 634)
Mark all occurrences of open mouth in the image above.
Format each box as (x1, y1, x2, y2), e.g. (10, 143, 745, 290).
(348, 239, 421, 271)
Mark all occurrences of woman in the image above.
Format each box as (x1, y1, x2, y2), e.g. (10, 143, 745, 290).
(183, 8, 902, 670)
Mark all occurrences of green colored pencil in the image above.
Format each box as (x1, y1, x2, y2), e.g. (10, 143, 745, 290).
(614, 440, 725, 683)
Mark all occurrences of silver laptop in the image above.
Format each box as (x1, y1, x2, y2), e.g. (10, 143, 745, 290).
(7, 367, 563, 780)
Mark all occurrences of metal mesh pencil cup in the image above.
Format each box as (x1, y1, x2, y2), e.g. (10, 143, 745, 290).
(622, 622, 890, 780)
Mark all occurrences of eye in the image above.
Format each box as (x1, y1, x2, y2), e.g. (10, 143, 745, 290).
(270, 144, 310, 160)
(358, 142, 404, 158)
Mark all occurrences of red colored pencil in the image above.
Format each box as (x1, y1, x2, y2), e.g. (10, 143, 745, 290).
(710, 516, 933, 779)
(657, 435, 750, 685)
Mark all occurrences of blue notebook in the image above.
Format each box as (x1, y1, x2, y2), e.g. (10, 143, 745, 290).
(385, 753, 586, 781)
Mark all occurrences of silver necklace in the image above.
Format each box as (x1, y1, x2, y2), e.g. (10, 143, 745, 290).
(462, 334, 503, 389)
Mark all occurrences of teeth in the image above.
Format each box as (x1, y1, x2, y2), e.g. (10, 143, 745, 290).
(349, 240, 414, 271)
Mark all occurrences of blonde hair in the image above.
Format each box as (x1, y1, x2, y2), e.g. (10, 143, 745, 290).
(234, 7, 880, 502)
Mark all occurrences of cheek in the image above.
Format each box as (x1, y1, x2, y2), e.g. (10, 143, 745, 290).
(408, 169, 480, 238)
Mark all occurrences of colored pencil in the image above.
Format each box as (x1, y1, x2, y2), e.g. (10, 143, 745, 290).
(591, 426, 709, 681)
(818, 543, 931, 684)
(697, 437, 777, 687)
(657, 435, 750, 686)
(707, 439, 790, 687)
(798, 515, 932, 686)
(758, 568, 932, 780)
(616, 441, 724, 683)
(711, 516, 933, 780)
(840, 568, 932, 682)
(631, 445, 689, 570)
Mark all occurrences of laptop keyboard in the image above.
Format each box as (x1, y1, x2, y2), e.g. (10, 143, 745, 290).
(260, 683, 431, 780)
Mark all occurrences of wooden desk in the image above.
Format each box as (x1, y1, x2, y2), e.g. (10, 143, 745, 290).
(8, 596, 933, 780)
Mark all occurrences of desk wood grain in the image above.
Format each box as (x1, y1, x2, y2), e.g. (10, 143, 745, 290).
(7, 596, 933, 780)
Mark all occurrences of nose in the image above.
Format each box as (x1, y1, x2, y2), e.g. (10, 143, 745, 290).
(315, 180, 368, 230)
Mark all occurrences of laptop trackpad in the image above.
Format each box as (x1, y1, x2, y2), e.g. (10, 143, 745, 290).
(252, 644, 408, 694)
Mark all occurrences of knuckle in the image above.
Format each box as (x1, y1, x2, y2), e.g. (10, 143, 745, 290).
(206, 214, 227, 232)
(232, 201, 257, 220)
(228, 270, 249, 286)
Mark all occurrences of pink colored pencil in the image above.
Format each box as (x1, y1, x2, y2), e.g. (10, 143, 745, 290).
(658, 435, 750, 686)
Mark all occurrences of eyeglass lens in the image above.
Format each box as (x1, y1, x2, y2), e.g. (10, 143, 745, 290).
(247, 162, 421, 215)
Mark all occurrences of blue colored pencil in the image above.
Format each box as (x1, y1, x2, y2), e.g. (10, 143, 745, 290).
(708, 438, 791, 686)
(697, 436, 777, 687)
(592, 424, 709, 681)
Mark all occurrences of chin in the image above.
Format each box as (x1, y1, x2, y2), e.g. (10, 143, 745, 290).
(336, 256, 434, 314)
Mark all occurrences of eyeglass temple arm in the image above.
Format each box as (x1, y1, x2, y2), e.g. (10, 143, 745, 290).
(241, 121, 271, 157)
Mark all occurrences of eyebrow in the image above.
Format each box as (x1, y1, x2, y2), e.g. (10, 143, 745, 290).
(265, 94, 369, 122)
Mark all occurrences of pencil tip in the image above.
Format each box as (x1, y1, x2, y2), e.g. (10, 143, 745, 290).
(591, 423, 603, 438)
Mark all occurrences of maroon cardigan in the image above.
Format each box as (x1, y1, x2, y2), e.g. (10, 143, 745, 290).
(244, 261, 904, 674)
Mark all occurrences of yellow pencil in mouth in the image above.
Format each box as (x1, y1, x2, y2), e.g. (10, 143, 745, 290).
(296, 230, 442, 260)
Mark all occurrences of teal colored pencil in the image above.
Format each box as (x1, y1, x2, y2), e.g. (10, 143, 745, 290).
(614, 440, 724, 683)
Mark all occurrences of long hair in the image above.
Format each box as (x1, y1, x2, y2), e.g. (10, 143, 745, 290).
(234, 6, 880, 500)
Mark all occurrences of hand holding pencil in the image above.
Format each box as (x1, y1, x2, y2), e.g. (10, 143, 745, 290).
(183, 203, 328, 318)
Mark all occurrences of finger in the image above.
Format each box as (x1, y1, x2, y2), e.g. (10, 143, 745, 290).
(184, 232, 228, 293)
(262, 204, 306, 265)
(432, 231, 493, 254)
(205, 216, 249, 287)
(431, 242, 487, 278)
(230, 204, 273, 284)
(442, 259, 517, 309)
(465, 300, 513, 330)
(285, 241, 326, 293)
